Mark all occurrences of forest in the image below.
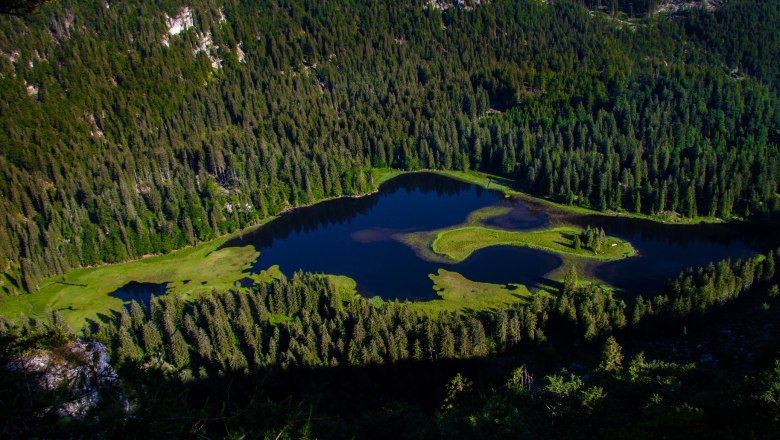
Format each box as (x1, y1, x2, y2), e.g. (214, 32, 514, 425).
(1, 248, 778, 437)
(0, 0, 778, 294)
(1, 0, 780, 438)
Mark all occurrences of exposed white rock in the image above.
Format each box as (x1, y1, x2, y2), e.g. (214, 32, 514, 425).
(6, 340, 120, 418)
(1, 49, 19, 64)
(236, 42, 246, 63)
(224, 202, 253, 214)
(166, 6, 194, 36)
(162, 6, 194, 47)
(219, 7, 227, 24)
(656, 0, 723, 14)
(86, 113, 105, 139)
(428, 0, 484, 11)
(194, 31, 222, 69)
(25, 82, 38, 97)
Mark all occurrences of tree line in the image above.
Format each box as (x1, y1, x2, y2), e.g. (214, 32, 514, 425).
(40, 247, 770, 380)
(1, 246, 778, 437)
(0, 0, 778, 295)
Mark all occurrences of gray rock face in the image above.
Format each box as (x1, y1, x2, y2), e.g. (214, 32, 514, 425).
(6, 340, 120, 418)
(656, 0, 724, 14)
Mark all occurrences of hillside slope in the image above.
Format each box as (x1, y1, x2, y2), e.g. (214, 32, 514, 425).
(0, 0, 778, 294)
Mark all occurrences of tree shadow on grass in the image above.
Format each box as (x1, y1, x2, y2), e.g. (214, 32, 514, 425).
(86, 310, 123, 333)
(535, 276, 562, 293)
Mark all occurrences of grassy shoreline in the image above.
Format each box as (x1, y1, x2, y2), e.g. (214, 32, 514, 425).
(0, 167, 713, 329)
(411, 269, 536, 315)
(0, 170, 403, 329)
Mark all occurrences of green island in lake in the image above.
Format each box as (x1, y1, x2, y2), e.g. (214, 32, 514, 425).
(2, 0, 780, 437)
(400, 224, 635, 264)
(0, 170, 643, 328)
(432, 225, 635, 262)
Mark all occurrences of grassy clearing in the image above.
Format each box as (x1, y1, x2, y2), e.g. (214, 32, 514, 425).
(372, 168, 406, 185)
(0, 237, 282, 330)
(321, 271, 539, 316)
(322, 274, 387, 307)
(432, 225, 636, 263)
(0, 167, 690, 330)
(0, 168, 400, 330)
(408, 269, 534, 315)
(394, 205, 515, 264)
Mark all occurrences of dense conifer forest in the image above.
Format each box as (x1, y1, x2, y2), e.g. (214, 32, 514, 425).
(1, 248, 778, 437)
(1, 0, 780, 438)
(1, 0, 778, 294)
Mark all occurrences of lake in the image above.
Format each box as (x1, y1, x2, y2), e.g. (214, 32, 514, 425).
(221, 172, 778, 300)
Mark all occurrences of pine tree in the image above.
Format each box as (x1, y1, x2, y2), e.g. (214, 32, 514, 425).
(597, 336, 623, 373)
(170, 331, 191, 370)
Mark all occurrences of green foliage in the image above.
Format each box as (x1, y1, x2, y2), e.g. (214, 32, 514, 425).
(95, 274, 512, 374)
(597, 336, 623, 373)
(1, 0, 779, 433)
(442, 373, 473, 411)
(755, 360, 780, 411)
(557, 277, 626, 341)
(684, 0, 780, 92)
(84, 247, 778, 384)
(2, 245, 780, 438)
(429, 225, 634, 262)
(632, 247, 780, 323)
(0, 311, 72, 358)
(1, 0, 778, 295)
(506, 365, 534, 394)
(544, 370, 584, 399)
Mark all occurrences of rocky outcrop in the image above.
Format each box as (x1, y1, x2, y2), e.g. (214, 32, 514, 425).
(656, 0, 724, 14)
(6, 340, 121, 418)
(427, 0, 485, 11)
(162, 6, 194, 47)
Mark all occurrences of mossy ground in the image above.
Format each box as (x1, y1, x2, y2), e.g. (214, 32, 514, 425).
(322, 270, 541, 316)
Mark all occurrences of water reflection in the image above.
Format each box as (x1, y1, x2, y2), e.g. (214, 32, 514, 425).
(221, 173, 779, 299)
(568, 214, 777, 294)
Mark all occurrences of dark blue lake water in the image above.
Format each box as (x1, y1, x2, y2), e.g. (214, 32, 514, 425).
(110, 281, 169, 309)
(220, 172, 779, 300)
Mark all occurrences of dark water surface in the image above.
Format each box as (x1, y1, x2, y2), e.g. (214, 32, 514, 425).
(221, 173, 779, 300)
(110, 281, 169, 308)
(570, 214, 778, 294)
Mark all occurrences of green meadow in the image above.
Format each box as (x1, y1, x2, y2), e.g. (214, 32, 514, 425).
(0, 236, 283, 330)
(410, 269, 540, 315)
(0, 169, 646, 329)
